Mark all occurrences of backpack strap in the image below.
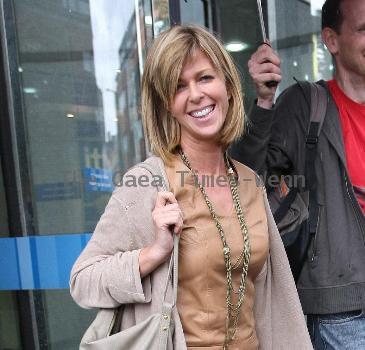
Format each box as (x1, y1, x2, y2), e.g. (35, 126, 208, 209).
(273, 82, 328, 226)
(306, 82, 327, 145)
(273, 186, 299, 223)
(305, 82, 328, 237)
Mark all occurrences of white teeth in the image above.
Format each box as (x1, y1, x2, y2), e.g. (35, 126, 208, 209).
(190, 105, 214, 118)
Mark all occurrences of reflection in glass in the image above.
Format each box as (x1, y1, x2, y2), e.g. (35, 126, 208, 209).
(268, 0, 332, 93)
(152, 0, 170, 35)
(179, 0, 331, 105)
(0, 156, 9, 238)
(0, 291, 21, 349)
(12, 0, 147, 235)
(3, 0, 150, 347)
(0, 163, 20, 350)
(44, 290, 96, 350)
(180, 0, 209, 28)
(213, 0, 263, 106)
(139, 0, 154, 62)
(179, 0, 263, 105)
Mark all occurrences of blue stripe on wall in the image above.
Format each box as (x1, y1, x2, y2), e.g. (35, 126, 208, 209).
(0, 233, 91, 290)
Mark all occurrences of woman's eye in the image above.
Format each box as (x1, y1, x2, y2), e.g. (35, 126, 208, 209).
(200, 75, 214, 81)
(176, 83, 185, 91)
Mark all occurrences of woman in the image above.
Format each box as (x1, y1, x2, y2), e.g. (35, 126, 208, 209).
(70, 25, 312, 349)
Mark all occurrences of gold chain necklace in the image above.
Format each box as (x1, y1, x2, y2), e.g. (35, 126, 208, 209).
(179, 149, 251, 349)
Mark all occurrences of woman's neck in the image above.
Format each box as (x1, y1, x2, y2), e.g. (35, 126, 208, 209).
(180, 140, 226, 175)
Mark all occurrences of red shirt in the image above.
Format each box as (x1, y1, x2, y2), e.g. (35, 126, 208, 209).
(328, 80, 365, 215)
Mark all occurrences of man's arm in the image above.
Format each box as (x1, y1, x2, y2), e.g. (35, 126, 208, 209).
(230, 103, 275, 174)
(230, 44, 303, 178)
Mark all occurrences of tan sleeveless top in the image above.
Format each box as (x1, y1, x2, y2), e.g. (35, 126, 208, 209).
(165, 156, 269, 350)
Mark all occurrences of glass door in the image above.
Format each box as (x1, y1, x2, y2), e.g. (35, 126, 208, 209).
(0, 0, 156, 348)
(0, 156, 22, 349)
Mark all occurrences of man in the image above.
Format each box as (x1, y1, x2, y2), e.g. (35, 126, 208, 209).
(231, 0, 365, 348)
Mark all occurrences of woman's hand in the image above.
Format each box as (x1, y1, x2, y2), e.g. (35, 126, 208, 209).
(139, 192, 183, 277)
(248, 43, 282, 109)
(151, 192, 183, 257)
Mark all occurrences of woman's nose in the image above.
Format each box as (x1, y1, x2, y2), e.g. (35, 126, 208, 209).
(188, 83, 204, 103)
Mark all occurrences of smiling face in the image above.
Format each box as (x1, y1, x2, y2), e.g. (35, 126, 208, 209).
(141, 25, 244, 163)
(324, 0, 365, 79)
(169, 50, 230, 148)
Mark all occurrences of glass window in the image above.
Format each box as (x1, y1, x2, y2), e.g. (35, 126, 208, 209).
(178, 0, 331, 105)
(180, 0, 209, 27)
(141, 0, 154, 61)
(10, 0, 148, 236)
(214, 0, 263, 105)
(1, 0, 153, 347)
(0, 291, 21, 349)
(0, 159, 21, 349)
(152, 0, 170, 35)
(269, 0, 332, 94)
(0, 156, 9, 238)
(179, 0, 263, 106)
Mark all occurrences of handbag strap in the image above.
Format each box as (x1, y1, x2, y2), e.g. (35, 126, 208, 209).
(136, 159, 179, 307)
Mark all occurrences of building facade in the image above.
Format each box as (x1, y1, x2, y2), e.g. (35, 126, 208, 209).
(0, 0, 331, 349)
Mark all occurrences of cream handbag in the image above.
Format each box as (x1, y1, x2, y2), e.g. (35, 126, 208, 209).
(79, 162, 178, 350)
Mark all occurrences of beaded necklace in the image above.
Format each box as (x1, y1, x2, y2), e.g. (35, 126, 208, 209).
(179, 148, 251, 349)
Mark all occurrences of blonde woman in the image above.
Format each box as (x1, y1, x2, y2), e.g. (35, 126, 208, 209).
(70, 25, 312, 350)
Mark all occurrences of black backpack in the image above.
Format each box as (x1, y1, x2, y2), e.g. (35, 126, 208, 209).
(268, 82, 328, 282)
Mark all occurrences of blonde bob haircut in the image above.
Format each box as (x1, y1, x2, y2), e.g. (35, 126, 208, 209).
(141, 25, 245, 163)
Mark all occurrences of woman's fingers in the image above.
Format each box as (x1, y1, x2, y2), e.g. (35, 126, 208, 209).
(173, 214, 183, 234)
(153, 205, 183, 227)
(151, 192, 183, 257)
(153, 191, 183, 235)
(154, 191, 177, 208)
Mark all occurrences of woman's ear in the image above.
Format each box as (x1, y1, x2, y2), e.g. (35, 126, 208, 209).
(227, 89, 232, 101)
(167, 106, 176, 119)
(165, 102, 174, 119)
(226, 84, 232, 100)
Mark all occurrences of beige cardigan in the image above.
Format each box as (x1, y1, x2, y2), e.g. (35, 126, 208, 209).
(70, 156, 313, 349)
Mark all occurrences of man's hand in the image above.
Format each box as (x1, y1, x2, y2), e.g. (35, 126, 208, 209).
(248, 43, 282, 109)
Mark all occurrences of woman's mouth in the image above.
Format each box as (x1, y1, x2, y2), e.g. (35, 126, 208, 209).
(188, 105, 215, 119)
